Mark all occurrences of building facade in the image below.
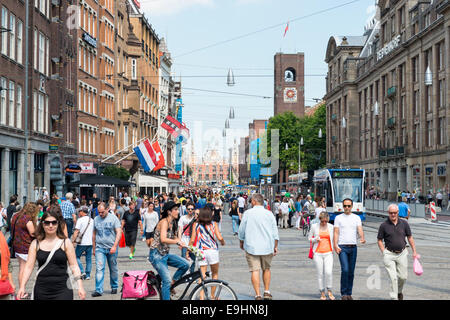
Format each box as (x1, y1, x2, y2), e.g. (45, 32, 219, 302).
(325, 0, 449, 200)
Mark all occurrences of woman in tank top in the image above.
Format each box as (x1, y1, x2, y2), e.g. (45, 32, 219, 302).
(17, 209, 86, 300)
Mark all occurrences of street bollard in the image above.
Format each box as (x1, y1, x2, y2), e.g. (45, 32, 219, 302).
(430, 201, 437, 222)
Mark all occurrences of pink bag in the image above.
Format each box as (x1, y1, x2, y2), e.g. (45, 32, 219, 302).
(121, 270, 150, 299)
(413, 255, 423, 276)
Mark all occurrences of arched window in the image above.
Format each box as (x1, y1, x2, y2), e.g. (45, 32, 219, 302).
(284, 68, 296, 82)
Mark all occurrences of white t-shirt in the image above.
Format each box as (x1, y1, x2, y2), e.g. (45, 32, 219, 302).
(178, 215, 195, 246)
(74, 216, 94, 246)
(143, 211, 159, 233)
(334, 213, 362, 245)
(238, 197, 245, 208)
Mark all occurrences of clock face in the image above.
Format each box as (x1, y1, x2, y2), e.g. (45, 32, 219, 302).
(284, 87, 297, 103)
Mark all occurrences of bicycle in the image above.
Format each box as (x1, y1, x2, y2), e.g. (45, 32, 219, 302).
(300, 212, 312, 237)
(121, 249, 238, 300)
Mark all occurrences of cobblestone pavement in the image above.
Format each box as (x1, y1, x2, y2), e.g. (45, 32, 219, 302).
(9, 213, 450, 300)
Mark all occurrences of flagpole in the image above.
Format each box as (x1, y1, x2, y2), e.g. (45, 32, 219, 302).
(101, 135, 151, 163)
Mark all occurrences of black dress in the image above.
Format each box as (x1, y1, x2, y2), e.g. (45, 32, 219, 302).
(34, 241, 73, 300)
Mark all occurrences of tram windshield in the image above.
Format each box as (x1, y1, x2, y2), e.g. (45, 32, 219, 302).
(332, 177, 363, 203)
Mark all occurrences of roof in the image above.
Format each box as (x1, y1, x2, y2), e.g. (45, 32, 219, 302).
(332, 36, 367, 47)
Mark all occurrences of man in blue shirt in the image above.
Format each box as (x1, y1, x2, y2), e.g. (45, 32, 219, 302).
(398, 197, 410, 220)
(238, 193, 279, 300)
(61, 193, 77, 238)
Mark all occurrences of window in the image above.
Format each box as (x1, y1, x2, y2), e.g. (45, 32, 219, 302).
(39, 32, 45, 73)
(413, 90, 419, 116)
(1, 7, 7, 56)
(0, 77, 6, 124)
(38, 93, 44, 132)
(412, 56, 418, 82)
(426, 86, 432, 112)
(131, 59, 137, 80)
(427, 120, 433, 147)
(9, 14, 15, 61)
(45, 37, 49, 76)
(438, 79, 445, 108)
(16, 85, 21, 128)
(124, 125, 128, 148)
(439, 118, 446, 145)
(17, 19, 22, 64)
(33, 28, 37, 69)
(8, 81, 14, 126)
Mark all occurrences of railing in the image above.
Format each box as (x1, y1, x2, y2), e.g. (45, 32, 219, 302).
(387, 86, 396, 98)
(365, 199, 425, 218)
(387, 116, 396, 128)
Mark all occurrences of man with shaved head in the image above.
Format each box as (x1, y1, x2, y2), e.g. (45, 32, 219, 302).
(377, 204, 418, 300)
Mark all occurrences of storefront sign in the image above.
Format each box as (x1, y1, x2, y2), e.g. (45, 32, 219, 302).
(80, 162, 97, 174)
(377, 35, 401, 61)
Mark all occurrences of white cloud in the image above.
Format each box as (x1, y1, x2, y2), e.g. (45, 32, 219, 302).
(141, 0, 214, 16)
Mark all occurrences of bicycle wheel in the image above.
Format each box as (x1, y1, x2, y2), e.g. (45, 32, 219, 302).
(189, 280, 238, 300)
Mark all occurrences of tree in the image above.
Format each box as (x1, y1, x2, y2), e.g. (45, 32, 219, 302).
(102, 165, 131, 181)
(265, 104, 326, 175)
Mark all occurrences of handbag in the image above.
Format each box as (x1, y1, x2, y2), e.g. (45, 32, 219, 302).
(74, 217, 91, 245)
(0, 232, 14, 296)
(308, 241, 314, 259)
(119, 231, 126, 248)
(413, 254, 423, 276)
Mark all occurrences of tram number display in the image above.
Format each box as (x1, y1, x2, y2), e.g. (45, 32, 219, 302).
(332, 171, 363, 178)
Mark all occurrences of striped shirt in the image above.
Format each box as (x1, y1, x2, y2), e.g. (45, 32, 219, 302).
(192, 223, 217, 251)
(60, 201, 76, 220)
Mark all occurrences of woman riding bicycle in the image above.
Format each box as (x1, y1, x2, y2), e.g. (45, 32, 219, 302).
(148, 201, 190, 300)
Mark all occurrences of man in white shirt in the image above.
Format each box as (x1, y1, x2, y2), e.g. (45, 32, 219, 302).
(72, 207, 94, 280)
(333, 198, 366, 300)
(238, 194, 246, 214)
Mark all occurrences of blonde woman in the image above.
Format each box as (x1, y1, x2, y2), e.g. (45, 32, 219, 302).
(308, 211, 335, 300)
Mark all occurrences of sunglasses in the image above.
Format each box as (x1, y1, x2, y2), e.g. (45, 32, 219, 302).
(343, 205, 352, 208)
(43, 220, 58, 226)
(187, 208, 194, 211)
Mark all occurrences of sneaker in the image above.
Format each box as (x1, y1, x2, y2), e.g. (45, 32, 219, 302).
(91, 292, 102, 297)
(263, 292, 273, 300)
(398, 293, 403, 300)
(341, 295, 348, 300)
(129, 254, 134, 260)
(111, 289, 117, 294)
(81, 273, 86, 280)
(85, 276, 90, 280)
(255, 295, 262, 300)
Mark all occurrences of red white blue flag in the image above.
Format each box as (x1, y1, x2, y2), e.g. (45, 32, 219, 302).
(134, 139, 158, 172)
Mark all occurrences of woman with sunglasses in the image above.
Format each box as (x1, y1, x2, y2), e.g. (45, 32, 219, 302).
(17, 209, 86, 300)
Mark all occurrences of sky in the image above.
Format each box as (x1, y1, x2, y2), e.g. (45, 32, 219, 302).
(138, 0, 376, 160)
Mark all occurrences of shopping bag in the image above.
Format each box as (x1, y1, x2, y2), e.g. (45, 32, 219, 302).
(413, 254, 423, 276)
(308, 241, 314, 259)
(119, 232, 126, 248)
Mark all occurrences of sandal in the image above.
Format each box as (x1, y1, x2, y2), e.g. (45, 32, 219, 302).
(328, 292, 336, 300)
(255, 295, 262, 300)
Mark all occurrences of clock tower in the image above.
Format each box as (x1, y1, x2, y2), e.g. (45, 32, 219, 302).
(274, 53, 305, 118)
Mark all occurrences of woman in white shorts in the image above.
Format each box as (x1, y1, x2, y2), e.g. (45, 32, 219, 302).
(189, 207, 225, 299)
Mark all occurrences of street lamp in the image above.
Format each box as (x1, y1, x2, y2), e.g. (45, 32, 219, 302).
(298, 137, 304, 175)
(342, 117, 347, 128)
(227, 68, 235, 86)
(318, 128, 323, 139)
(229, 107, 235, 119)
(225, 118, 230, 129)
(374, 101, 379, 116)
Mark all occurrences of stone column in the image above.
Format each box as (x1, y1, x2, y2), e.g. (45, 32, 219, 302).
(44, 153, 50, 192)
(28, 150, 35, 202)
(1, 148, 10, 203)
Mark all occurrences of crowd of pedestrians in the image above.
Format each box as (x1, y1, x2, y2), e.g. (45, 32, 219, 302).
(0, 187, 421, 301)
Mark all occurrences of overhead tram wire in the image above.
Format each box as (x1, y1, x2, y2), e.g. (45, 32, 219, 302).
(173, 0, 364, 58)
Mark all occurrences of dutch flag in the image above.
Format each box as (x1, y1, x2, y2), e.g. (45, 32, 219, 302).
(134, 139, 159, 172)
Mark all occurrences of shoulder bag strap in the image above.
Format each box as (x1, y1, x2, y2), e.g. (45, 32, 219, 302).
(203, 224, 218, 248)
(79, 217, 92, 241)
(32, 238, 65, 300)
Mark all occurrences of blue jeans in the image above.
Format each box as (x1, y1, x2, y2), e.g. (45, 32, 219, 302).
(338, 245, 358, 296)
(65, 219, 74, 239)
(148, 249, 189, 300)
(75, 245, 92, 277)
(94, 247, 119, 294)
(231, 215, 240, 234)
(181, 247, 196, 274)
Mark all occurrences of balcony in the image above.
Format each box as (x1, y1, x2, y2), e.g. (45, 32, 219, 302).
(331, 114, 337, 121)
(379, 149, 387, 157)
(387, 117, 396, 129)
(387, 86, 396, 99)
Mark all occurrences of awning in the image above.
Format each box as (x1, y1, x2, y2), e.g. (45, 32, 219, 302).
(67, 175, 136, 188)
